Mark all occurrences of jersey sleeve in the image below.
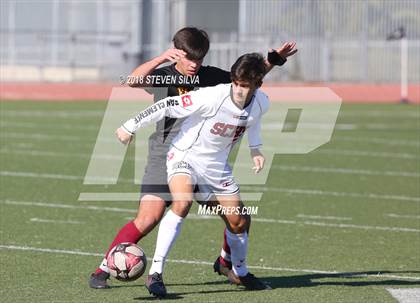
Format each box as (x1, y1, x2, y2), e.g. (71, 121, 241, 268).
(247, 91, 270, 149)
(121, 86, 221, 134)
(247, 119, 262, 149)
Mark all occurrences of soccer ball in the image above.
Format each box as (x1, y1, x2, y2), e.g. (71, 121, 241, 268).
(107, 242, 147, 281)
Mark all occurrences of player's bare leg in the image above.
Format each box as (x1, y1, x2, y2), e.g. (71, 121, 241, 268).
(133, 195, 167, 235)
(146, 174, 193, 298)
(215, 194, 269, 290)
(89, 195, 166, 289)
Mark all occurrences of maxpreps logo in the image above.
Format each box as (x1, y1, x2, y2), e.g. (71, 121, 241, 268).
(181, 95, 193, 107)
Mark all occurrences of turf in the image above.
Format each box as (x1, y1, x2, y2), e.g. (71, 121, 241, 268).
(0, 100, 419, 302)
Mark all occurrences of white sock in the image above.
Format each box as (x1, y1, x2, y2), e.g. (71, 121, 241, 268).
(220, 248, 231, 262)
(149, 210, 184, 275)
(225, 229, 248, 277)
(99, 258, 110, 273)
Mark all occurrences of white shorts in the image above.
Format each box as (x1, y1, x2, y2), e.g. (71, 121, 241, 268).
(166, 148, 239, 202)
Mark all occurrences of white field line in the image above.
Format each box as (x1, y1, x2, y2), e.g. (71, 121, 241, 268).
(339, 111, 420, 118)
(2, 112, 420, 131)
(0, 171, 132, 183)
(0, 244, 419, 281)
(2, 170, 419, 202)
(262, 120, 419, 131)
(2, 200, 420, 233)
(1, 171, 83, 180)
(261, 128, 420, 147)
(189, 215, 417, 232)
(0, 149, 138, 161)
(266, 110, 420, 119)
(318, 149, 420, 160)
(268, 165, 420, 178)
(1, 132, 88, 142)
(333, 137, 420, 147)
(296, 221, 420, 233)
(261, 146, 419, 160)
(2, 145, 420, 177)
(2, 200, 138, 213)
(296, 214, 352, 221)
(29, 218, 84, 224)
(3, 131, 420, 147)
(2, 149, 420, 178)
(385, 214, 420, 219)
(240, 186, 420, 203)
(2, 146, 418, 162)
(387, 288, 420, 303)
(5, 142, 35, 149)
(3, 120, 419, 132)
(359, 123, 419, 130)
(1, 110, 103, 118)
(264, 122, 357, 130)
(2, 108, 418, 118)
(0, 121, 101, 131)
(4, 163, 420, 180)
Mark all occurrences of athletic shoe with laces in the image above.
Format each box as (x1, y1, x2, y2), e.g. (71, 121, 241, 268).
(89, 271, 110, 289)
(213, 256, 231, 277)
(145, 272, 167, 298)
(228, 271, 271, 290)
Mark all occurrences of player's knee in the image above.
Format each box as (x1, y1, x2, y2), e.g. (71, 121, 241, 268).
(228, 215, 248, 234)
(171, 200, 192, 218)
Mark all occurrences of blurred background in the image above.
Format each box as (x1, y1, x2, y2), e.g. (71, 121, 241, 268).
(1, 0, 419, 83)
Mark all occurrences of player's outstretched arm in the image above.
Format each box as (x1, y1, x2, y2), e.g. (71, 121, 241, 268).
(118, 88, 216, 137)
(264, 41, 298, 74)
(250, 148, 265, 174)
(115, 127, 133, 145)
(128, 48, 187, 87)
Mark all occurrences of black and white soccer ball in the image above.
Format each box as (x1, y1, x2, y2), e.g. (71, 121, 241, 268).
(107, 242, 147, 281)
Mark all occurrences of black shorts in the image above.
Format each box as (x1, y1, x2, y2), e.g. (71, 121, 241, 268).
(139, 161, 200, 207)
(140, 183, 172, 207)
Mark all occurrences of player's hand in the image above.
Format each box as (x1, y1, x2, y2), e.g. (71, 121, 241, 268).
(115, 127, 133, 145)
(159, 48, 187, 63)
(251, 149, 265, 174)
(271, 42, 298, 59)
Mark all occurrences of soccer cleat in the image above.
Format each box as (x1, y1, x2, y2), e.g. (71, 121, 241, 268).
(228, 271, 271, 291)
(213, 256, 231, 277)
(89, 271, 110, 289)
(145, 272, 167, 298)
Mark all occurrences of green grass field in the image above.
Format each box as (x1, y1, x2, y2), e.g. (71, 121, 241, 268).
(0, 101, 419, 302)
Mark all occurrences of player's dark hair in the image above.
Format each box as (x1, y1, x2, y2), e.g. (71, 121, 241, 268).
(230, 53, 266, 87)
(172, 27, 210, 61)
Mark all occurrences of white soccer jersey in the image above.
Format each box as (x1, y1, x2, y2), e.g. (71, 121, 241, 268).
(122, 83, 269, 194)
(123, 83, 268, 160)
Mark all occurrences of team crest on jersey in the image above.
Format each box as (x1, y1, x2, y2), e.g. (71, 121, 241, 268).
(177, 87, 192, 95)
(167, 152, 174, 161)
(173, 161, 192, 170)
(181, 95, 193, 107)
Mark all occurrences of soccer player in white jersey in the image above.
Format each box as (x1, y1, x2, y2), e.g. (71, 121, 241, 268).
(116, 53, 270, 294)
